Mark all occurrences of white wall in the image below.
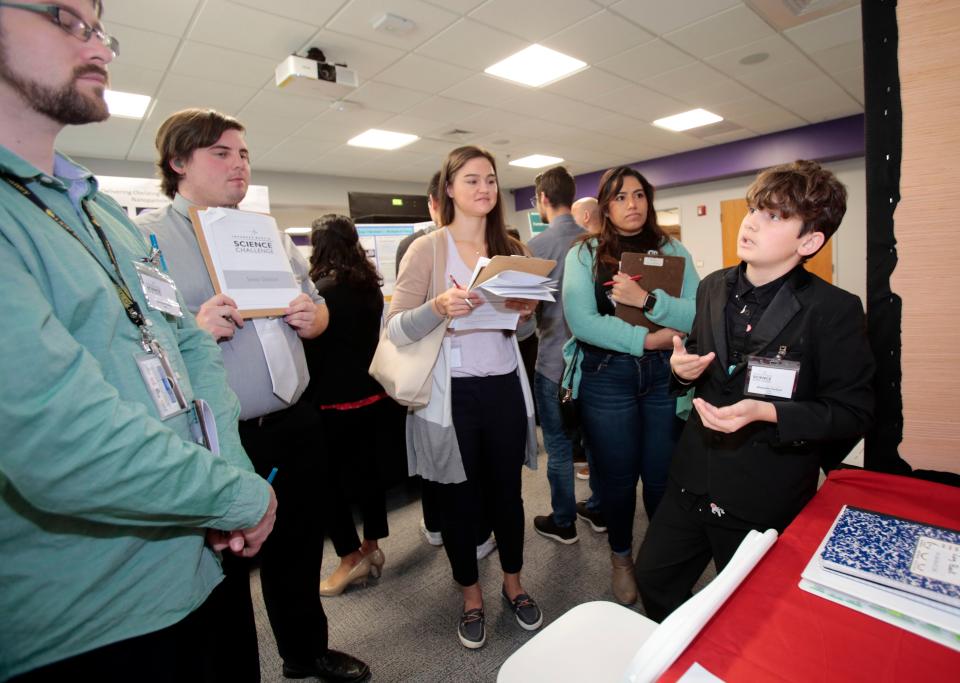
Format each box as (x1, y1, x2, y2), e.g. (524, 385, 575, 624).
(505, 157, 867, 305)
(75, 157, 427, 214)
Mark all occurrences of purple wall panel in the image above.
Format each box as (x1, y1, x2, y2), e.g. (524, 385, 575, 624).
(513, 114, 864, 211)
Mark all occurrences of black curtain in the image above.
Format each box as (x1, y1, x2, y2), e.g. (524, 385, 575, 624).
(862, 1, 910, 474)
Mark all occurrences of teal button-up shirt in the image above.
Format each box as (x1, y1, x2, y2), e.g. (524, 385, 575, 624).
(0, 146, 269, 679)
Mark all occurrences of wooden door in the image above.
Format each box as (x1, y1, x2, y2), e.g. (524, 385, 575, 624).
(719, 197, 832, 283)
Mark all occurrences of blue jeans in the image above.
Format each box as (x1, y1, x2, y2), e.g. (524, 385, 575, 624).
(577, 349, 680, 554)
(534, 371, 600, 527)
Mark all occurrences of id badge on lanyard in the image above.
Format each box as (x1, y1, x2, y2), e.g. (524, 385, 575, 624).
(744, 345, 800, 399)
(135, 337, 189, 420)
(133, 260, 183, 317)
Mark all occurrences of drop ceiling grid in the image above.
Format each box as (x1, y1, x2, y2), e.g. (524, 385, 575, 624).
(84, 0, 864, 188)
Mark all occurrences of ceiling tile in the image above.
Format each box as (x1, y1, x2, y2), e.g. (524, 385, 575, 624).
(376, 55, 474, 94)
(108, 63, 165, 97)
(256, 137, 340, 171)
(640, 62, 729, 98)
(171, 42, 276, 88)
(415, 19, 528, 70)
(105, 1, 201, 36)
(734, 107, 807, 135)
(155, 74, 259, 113)
(598, 84, 686, 122)
(767, 75, 860, 121)
(784, 5, 862, 53)
(608, 0, 740, 35)
(704, 34, 806, 79)
(295, 108, 396, 143)
(664, 5, 775, 59)
(57, 118, 142, 160)
(326, 0, 460, 50)
(674, 78, 756, 110)
(229, 0, 343, 25)
(377, 114, 454, 137)
(542, 10, 655, 64)
(598, 39, 695, 85)
(832, 67, 864, 105)
(401, 96, 488, 122)
(810, 41, 863, 75)
(439, 73, 529, 107)
(110, 25, 180, 71)
(349, 81, 432, 113)
(422, 0, 487, 13)
(468, 0, 598, 42)
(189, 0, 320, 60)
(544, 68, 634, 102)
(237, 91, 330, 126)
(732, 60, 824, 93)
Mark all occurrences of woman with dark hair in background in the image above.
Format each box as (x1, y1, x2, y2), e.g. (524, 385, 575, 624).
(386, 146, 541, 649)
(562, 167, 700, 605)
(305, 214, 390, 596)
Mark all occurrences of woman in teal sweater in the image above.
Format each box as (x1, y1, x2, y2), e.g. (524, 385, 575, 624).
(562, 166, 700, 605)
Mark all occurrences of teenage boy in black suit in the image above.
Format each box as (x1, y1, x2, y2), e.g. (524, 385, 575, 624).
(635, 160, 874, 622)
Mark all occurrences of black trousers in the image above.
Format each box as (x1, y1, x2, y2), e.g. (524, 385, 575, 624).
(11, 576, 240, 682)
(425, 372, 527, 587)
(238, 400, 328, 667)
(320, 399, 389, 557)
(634, 479, 758, 623)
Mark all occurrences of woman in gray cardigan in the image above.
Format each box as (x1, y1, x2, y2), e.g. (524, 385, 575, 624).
(386, 146, 540, 649)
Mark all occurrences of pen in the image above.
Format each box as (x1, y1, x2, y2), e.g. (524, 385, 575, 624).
(149, 233, 169, 272)
(266, 467, 278, 485)
(603, 273, 643, 287)
(448, 275, 474, 308)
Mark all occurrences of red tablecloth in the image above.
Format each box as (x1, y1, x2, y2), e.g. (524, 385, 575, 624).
(661, 469, 960, 682)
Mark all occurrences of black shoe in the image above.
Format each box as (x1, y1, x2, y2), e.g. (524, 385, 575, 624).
(534, 514, 579, 544)
(281, 649, 370, 681)
(576, 501, 607, 533)
(458, 607, 486, 649)
(502, 586, 543, 631)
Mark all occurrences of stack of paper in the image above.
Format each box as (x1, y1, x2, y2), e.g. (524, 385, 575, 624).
(799, 505, 960, 651)
(450, 255, 557, 331)
(477, 269, 558, 302)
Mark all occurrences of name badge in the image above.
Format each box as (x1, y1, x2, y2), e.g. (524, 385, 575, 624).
(135, 343, 189, 420)
(744, 354, 799, 399)
(133, 260, 182, 317)
(450, 344, 463, 369)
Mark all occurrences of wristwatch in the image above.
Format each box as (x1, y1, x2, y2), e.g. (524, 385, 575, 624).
(642, 292, 657, 313)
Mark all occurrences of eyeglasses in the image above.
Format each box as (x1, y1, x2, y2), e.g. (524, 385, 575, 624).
(0, 2, 120, 57)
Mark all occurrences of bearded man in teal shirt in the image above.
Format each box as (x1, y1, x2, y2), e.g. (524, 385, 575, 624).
(0, 1, 276, 679)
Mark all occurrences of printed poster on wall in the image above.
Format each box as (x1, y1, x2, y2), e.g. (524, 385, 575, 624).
(356, 223, 418, 298)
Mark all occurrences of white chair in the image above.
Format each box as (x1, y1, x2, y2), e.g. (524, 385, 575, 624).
(497, 529, 778, 683)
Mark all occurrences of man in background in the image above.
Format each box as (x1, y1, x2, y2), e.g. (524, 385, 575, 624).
(137, 108, 368, 682)
(0, 2, 274, 679)
(528, 167, 604, 544)
(572, 196, 602, 235)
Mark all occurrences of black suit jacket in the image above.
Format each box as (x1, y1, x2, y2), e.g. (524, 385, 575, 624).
(670, 265, 874, 529)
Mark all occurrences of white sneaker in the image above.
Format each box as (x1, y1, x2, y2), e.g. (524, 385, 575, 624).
(420, 518, 443, 546)
(476, 535, 497, 560)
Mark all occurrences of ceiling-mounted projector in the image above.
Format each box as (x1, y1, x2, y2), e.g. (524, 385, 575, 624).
(275, 48, 359, 98)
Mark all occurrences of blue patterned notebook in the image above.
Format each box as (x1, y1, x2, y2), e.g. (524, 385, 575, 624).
(819, 506, 960, 610)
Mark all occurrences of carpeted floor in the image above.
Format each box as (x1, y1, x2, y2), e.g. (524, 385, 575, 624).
(250, 438, 716, 682)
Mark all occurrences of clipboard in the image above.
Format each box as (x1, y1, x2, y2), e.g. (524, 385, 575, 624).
(468, 254, 556, 288)
(615, 251, 685, 330)
(189, 206, 300, 318)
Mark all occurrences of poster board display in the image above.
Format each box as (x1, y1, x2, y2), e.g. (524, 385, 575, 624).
(356, 223, 418, 298)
